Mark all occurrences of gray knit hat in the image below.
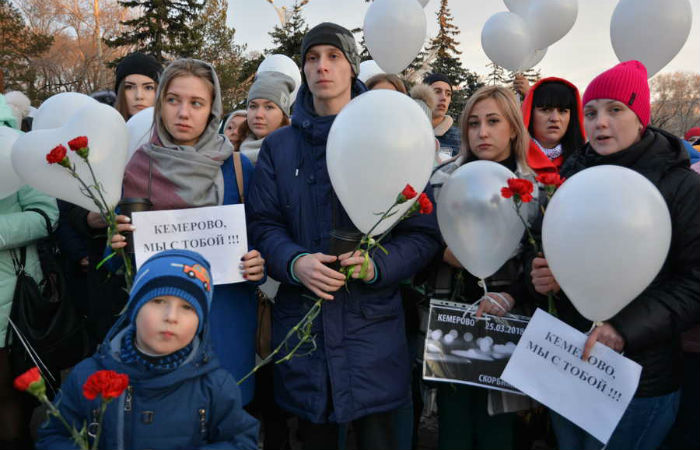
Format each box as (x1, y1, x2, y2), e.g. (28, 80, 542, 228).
(247, 72, 295, 117)
(301, 22, 360, 81)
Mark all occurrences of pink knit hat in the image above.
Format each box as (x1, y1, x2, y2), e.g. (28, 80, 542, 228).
(582, 60, 650, 128)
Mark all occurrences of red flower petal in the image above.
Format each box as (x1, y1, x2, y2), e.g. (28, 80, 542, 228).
(67, 136, 88, 151)
(46, 145, 67, 164)
(14, 367, 41, 392)
(401, 184, 417, 200)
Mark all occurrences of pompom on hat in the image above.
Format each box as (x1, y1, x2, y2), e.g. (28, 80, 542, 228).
(582, 60, 650, 129)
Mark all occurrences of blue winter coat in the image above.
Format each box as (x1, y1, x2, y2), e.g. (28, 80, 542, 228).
(210, 153, 259, 405)
(246, 81, 442, 424)
(35, 307, 259, 449)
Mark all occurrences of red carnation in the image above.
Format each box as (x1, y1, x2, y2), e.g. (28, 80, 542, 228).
(83, 370, 129, 401)
(67, 136, 90, 159)
(501, 178, 534, 203)
(67, 136, 88, 152)
(536, 173, 565, 188)
(401, 184, 417, 200)
(417, 192, 433, 214)
(14, 367, 41, 392)
(46, 144, 68, 166)
(397, 184, 418, 204)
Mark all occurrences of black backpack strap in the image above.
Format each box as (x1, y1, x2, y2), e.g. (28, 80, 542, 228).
(25, 207, 53, 236)
(11, 247, 27, 274)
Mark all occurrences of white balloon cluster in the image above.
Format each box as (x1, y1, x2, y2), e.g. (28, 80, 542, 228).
(481, 0, 577, 72)
(10, 94, 129, 212)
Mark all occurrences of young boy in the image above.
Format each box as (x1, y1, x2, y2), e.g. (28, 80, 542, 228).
(36, 250, 259, 449)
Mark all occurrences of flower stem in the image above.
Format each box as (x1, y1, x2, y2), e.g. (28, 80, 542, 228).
(41, 394, 89, 449)
(237, 298, 323, 385)
(91, 400, 109, 450)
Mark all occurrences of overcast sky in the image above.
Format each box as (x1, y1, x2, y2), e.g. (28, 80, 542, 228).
(227, 0, 699, 91)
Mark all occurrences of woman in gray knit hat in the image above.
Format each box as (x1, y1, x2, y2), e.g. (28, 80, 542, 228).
(235, 71, 295, 164)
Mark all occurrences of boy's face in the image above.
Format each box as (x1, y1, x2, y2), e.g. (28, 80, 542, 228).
(304, 44, 353, 103)
(135, 295, 199, 356)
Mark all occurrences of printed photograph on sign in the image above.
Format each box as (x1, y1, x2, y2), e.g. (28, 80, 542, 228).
(423, 299, 530, 394)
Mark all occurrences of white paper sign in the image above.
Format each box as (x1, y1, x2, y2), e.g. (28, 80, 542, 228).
(501, 309, 642, 444)
(132, 205, 247, 285)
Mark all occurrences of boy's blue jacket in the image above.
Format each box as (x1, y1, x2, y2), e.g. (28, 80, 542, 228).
(36, 302, 259, 449)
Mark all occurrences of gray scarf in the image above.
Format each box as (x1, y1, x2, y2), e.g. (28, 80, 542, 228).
(124, 60, 233, 209)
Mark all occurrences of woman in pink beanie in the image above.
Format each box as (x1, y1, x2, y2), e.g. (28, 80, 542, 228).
(531, 60, 700, 450)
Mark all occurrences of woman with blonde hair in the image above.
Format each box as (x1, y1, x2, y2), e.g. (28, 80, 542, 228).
(427, 85, 539, 450)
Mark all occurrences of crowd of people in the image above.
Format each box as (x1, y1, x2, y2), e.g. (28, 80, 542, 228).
(1, 21, 698, 450)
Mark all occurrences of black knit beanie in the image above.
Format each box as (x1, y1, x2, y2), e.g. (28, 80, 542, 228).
(115, 52, 163, 93)
(300, 22, 360, 81)
(423, 73, 453, 92)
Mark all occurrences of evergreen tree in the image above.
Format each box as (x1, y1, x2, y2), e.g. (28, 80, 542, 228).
(0, 0, 52, 98)
(105, 0, 205, 64)
(265, 1, 309, 67)
(486, 62, 508, 86)
(191, 0, 245, 111)
(426, 0, 482, 118)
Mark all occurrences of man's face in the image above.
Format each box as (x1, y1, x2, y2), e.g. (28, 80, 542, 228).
(430, 81, 452, 120)
(303, 45, 353, 104)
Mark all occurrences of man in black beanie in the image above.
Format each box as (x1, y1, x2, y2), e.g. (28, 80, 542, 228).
(247, 22, 441, 450)
(424, 73, 461, 159)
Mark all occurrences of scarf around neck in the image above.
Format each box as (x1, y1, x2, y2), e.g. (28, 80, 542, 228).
(533, 138, 563, 161)
(239, 135, 264, 165)
(122, 60, 234, 210)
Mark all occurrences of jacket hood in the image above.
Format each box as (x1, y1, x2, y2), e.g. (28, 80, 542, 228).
(93, 296, 220, 389)
(523, 77, 586, 173)
(290, 79, 367, 145)
(153, 59, 233, 157)
(522, 77, 585, 134)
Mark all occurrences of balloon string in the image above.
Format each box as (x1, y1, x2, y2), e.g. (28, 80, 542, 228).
(480, 278, 488, 297)
(587, 321, 604, 334)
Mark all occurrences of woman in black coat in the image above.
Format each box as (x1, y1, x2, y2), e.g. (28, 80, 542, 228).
(531, 61, 700, 450)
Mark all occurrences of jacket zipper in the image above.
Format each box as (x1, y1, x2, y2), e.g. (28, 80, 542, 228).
(199, 408, 207, 438)
(117, 385, 133, 450)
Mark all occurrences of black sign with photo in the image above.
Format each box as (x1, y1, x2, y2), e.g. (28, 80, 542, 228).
(423, 299, 530, 394)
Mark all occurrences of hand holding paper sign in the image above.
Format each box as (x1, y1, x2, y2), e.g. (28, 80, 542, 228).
(240, 250, 265, 282)
(583, 323, 625, 360)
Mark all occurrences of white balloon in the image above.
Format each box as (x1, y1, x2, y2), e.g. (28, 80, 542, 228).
(32, 92, 98, 130)
(543, 166, 672, 322)
(0, 126, 23, 198)
(364, 0, 427, 73)
(358, 60, 385, 83)
(437, 161, 525, 279)
(503, 0, 532, 16)
(327, 90, 435, 236)
(519, 47, 547, 71)
(611, 0, 692, 78)
(481, 12, 533, 72)
(525, 0, 578, 49)
(257, 54, 302, 103)
(126, 106, 154, 159)
(12, 103, 128, 212)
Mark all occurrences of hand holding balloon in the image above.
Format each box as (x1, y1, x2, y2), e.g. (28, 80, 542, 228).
(531, 256, 561, 295)
(476, 292, 514, 318)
